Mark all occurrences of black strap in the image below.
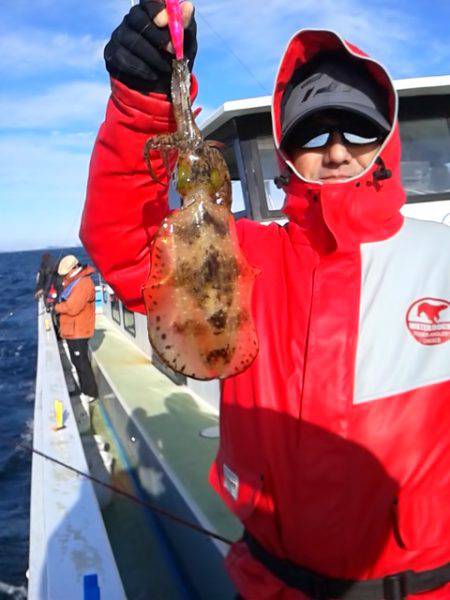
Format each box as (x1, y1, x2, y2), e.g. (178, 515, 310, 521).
(243, 530, 450, 600)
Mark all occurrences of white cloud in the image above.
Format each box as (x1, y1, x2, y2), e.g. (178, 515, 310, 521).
(0, 29, 106, 76)
(0, 131, 93, 250)
(0, 80, 109, 130)
(1, 0, 130, 37)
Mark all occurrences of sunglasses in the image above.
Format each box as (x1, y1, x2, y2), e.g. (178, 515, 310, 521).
(298, 127, 383, 150)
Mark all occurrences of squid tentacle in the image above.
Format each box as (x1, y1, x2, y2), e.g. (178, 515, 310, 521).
(143, 133, 181, 183)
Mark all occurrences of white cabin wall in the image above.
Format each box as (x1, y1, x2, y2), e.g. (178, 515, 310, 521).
(186, 379, 221, 412)
(401, 200, 450, 225)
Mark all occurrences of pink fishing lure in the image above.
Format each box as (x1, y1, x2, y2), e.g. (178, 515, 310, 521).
(165, 0, 184, 60)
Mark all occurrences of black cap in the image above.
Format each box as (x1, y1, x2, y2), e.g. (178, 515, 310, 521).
(281, 51, 391, 149)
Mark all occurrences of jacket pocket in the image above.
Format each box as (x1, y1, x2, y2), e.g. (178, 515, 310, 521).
(210, 452, 263, 522)
(394, 489, 450, 550)
(61, 315, 75, 338)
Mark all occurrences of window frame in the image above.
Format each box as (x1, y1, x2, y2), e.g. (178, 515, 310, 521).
(122, 306, 136, 337)
(398, 94, 450, 204)
(111, 296, 121, 325)
(235, 113, 285, 221)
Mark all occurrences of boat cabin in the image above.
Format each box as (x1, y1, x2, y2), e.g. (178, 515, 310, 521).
(184, 75, 450, 226)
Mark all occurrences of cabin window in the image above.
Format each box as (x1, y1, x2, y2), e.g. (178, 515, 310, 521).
(400, 117, 450, 197)
(111, 296, 121, 325)
(399, 95, 450, 201)
(256, 136, 286, 215)
(123, 307, 136, 337)
(231, 180, 246, 213)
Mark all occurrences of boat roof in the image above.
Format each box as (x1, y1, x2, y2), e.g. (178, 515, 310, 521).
(200, 74, 450, 138)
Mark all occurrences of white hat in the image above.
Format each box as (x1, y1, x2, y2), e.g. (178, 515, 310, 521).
(58, 255, 79, 276)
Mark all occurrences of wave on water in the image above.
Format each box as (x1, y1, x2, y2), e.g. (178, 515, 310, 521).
(0, 418, 34, 477)
(0, 580, 27, 599)
(25, 390, 35, 403)
(19, 418, 34, 446)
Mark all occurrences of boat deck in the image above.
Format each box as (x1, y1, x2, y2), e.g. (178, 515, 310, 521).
(89, 315, 241, 598)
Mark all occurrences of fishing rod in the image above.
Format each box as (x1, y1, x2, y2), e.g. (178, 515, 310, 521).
(17, 441, 235, 546)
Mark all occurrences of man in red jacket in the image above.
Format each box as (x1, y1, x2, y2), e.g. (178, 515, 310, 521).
(81, 2, 450, 598)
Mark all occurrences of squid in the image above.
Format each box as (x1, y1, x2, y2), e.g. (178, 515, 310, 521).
(142, 57, 259, 380)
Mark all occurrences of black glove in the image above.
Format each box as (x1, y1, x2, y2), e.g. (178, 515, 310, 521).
(104, 1, 197, 95)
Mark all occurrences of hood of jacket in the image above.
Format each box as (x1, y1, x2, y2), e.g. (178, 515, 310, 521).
(272, 29, 405, 253)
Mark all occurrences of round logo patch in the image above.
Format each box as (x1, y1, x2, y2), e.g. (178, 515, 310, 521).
(406, 298, 450, 345)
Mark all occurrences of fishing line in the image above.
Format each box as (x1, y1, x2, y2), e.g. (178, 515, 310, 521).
(15, 0, 271, 296)
(53, 206, 85, 266)
(195, 9, 271, 96)
(10, 327, 232, 547)
(1, 204, 91, 326)
(111, 1, 271, 97)
(7, 0, 264, 549)
(0, 204, 85, 327)
(18, 441, 235, 546)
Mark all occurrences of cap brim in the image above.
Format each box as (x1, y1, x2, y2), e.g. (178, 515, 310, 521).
(281, 103, 391, 149)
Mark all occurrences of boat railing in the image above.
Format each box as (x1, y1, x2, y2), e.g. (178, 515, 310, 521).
(28, 300, 125, 599)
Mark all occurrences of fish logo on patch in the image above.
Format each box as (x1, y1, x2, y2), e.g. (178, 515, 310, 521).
(406, 298, 450, 345)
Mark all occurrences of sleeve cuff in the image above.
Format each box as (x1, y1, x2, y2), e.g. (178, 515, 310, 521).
(110, 74, 199, 131)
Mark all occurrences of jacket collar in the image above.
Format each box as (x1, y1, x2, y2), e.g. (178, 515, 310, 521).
(63, 264, 95, 286)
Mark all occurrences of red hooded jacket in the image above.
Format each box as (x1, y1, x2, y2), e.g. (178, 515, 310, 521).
(81, 30, 450, 599)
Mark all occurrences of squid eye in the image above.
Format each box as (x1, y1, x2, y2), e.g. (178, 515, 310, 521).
(210, 168, 223, 191)
(177, 161, 191, 194)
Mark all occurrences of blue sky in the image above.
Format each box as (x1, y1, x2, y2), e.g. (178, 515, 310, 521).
(0, 0, 449, 251)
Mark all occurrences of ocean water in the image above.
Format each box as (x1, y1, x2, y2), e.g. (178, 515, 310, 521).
(0, 246, 88, 599)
